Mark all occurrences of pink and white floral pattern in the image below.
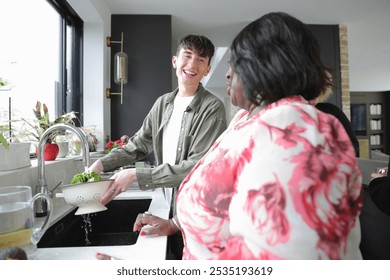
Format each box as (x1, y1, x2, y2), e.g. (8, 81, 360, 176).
(176, 96, 363, 260)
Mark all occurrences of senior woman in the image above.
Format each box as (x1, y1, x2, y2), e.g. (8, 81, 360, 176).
(133, 12, 363, 260)
(174, 12, 363, 260)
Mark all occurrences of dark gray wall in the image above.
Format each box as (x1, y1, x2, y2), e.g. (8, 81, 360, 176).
(110, 15, 172, 140)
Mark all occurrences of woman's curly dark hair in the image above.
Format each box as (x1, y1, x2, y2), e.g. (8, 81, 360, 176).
(229, 12, 332, 106)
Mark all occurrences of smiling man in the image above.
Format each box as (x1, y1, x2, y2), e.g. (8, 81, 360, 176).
(90, 34, 227, 259)
(91, 34, 227, 205)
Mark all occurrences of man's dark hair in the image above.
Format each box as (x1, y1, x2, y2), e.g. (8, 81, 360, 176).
(177, 35, 215, 65)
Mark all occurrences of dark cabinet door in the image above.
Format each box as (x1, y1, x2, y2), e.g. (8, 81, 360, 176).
(110, 15, 172, 142)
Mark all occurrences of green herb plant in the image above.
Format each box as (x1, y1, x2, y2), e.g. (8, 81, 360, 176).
(0, 134, 9, 150)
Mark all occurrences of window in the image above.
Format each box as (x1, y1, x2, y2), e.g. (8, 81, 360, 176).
(351, 103, 367, 136)
(0, 0, 83, 142)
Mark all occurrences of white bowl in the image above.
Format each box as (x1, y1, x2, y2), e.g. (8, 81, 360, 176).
(56, 179, 114, 215)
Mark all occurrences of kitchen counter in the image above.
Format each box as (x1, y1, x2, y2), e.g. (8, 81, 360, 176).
(1, 153, 170, 260)
(31, 187, 170, 260)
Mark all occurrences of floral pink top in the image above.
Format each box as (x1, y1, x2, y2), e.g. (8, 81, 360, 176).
(176, 96, 363, 260)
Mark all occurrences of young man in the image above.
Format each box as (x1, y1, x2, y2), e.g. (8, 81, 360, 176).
(90, 34, 227, 210)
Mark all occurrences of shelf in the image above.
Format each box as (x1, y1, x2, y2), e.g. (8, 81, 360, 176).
(371, 145, 384, 149)
(351, 91, 388, 158)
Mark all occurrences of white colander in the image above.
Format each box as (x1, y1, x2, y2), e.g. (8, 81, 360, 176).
(56, 179, 114, 215)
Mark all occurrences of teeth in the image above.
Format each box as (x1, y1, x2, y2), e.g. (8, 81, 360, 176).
(184, 70, 196, 76)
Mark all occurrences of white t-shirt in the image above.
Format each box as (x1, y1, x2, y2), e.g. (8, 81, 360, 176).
(163, 95, 194, 165)
(162, 95, 194, 206)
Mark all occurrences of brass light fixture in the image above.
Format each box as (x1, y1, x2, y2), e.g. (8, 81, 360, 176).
(105, 32, 128, 104)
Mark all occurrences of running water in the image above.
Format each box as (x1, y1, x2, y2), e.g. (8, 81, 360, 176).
(81, 214, 93, 246)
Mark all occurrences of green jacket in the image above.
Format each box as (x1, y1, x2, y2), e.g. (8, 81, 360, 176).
(100, 84, 227, 210)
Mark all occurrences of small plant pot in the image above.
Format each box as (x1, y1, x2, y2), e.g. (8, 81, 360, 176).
(0, 143, 31, 171)
(57, 142, 69, 158)
(36, 143, 59, 161)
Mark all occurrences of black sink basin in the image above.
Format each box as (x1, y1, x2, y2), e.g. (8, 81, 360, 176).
(38, 199, 151, 248)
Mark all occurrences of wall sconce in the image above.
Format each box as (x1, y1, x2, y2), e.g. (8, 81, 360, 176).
(105, 32, 128, 104)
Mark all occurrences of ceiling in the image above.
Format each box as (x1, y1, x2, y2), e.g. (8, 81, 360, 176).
(99, 0, 390, 92)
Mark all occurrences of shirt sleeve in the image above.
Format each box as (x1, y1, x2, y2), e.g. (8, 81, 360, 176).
(99, 101, 156, 172)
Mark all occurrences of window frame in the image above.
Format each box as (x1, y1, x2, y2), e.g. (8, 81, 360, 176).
(46, 0, 83, 126)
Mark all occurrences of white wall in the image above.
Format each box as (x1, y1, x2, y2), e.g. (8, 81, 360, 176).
(202, 47, 235, 122)
(83, 23, 108, 151)
(68, 0, 111, 151)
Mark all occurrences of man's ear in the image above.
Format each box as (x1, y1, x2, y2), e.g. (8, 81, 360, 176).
(203, 65, 211, 76)
(172, 56, 177, 68)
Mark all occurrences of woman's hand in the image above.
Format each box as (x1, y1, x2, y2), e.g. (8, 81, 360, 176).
(100, 168, 137, 205)
(95, 252, 121, 260)
(133, 212, 180, 236)
(371, 167, 388, 180)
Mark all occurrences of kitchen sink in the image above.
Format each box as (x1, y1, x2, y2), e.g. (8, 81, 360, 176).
(38, 199, 151, 248)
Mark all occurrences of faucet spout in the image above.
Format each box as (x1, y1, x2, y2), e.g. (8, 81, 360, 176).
(35, 124, 90, 217)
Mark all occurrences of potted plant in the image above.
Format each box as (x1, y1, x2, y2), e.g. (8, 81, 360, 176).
(21, 101, 77, 161)
(104, 135, 129, 153)
(0, 133, 9, 150)
(0, 125, 32, 171)
(0, 76, 32, 170)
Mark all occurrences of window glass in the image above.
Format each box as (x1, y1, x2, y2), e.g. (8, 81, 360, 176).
(0, 0, 83, 150)
(0, 1, 60, 142)
(351, 103, 367, 136)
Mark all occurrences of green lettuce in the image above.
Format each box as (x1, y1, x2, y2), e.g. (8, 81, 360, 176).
(70, 171, 102, 184)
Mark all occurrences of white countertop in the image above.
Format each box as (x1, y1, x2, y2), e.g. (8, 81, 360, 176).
(31, 187, 170, 260)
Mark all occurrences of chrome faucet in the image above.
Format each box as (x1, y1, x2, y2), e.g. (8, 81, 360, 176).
(35, 124, 90, 217)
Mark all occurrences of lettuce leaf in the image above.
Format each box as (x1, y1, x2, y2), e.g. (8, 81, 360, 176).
(70, 171, 102, 184)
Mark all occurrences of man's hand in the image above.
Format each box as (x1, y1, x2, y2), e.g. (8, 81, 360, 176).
(100, 168, 137, 205)
(89, 159, 104, 174)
